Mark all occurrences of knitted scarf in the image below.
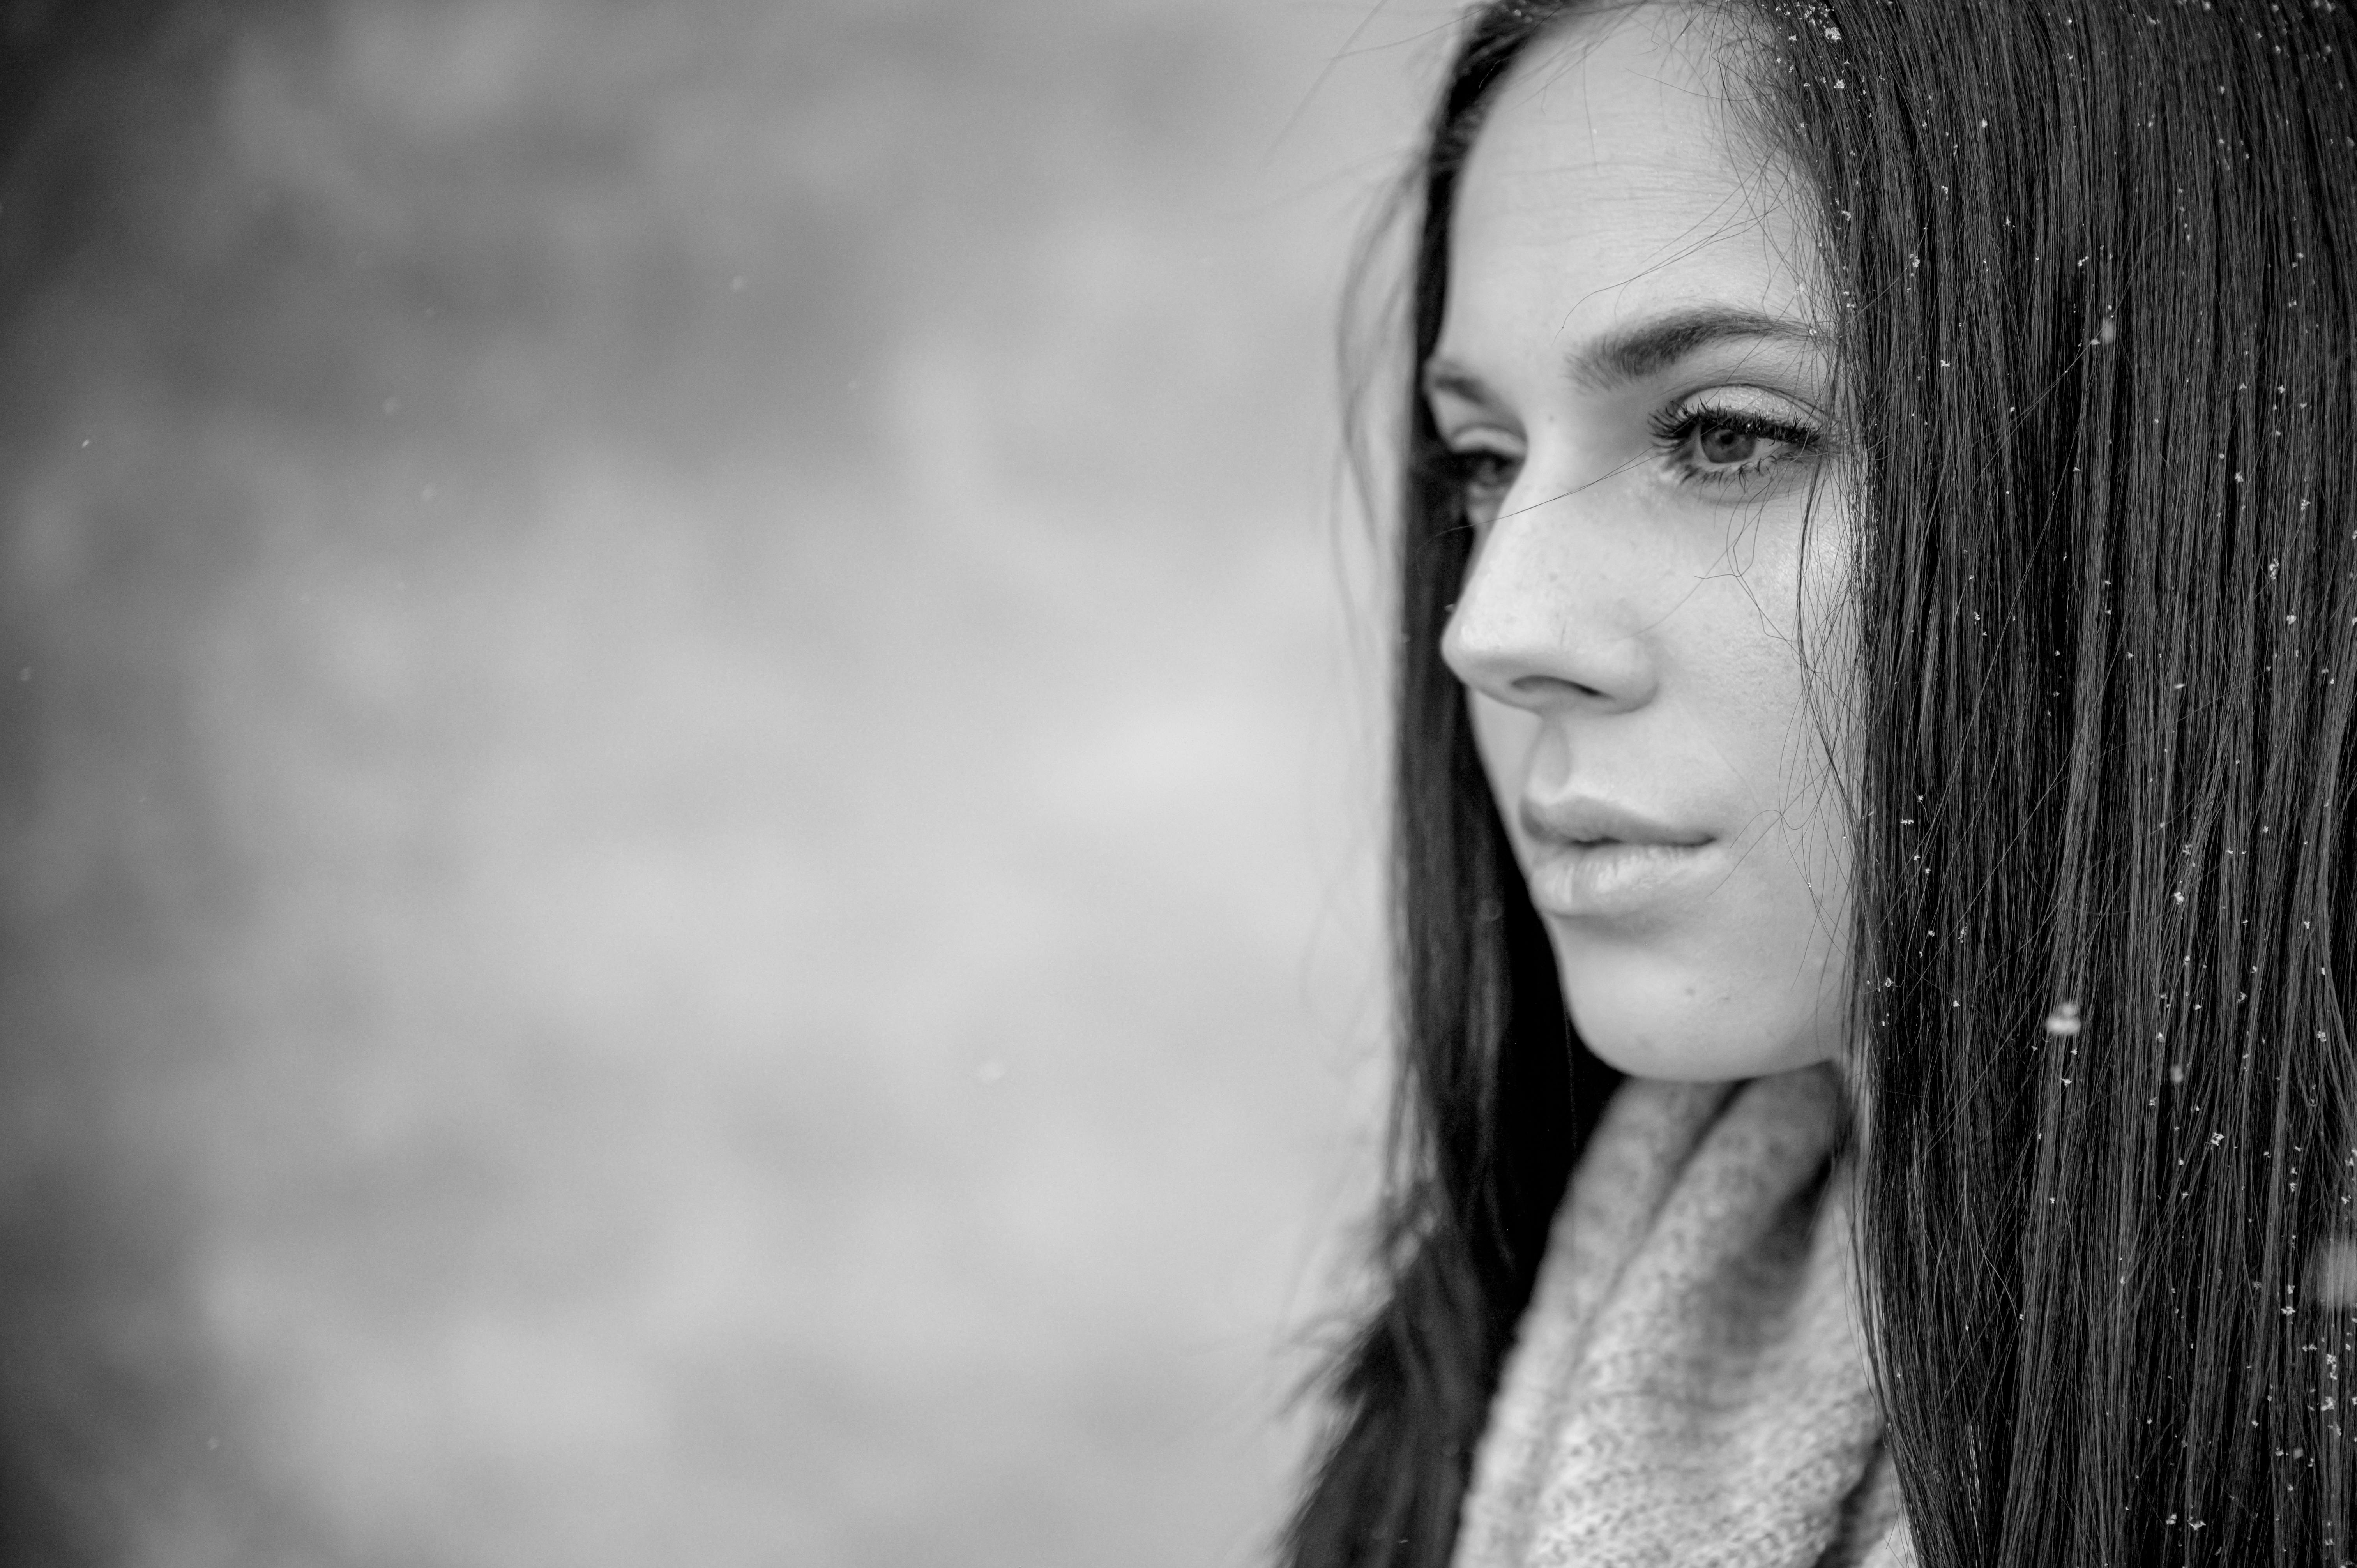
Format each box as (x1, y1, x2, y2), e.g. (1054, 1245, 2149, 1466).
(1452, 1065, 1916, 1568)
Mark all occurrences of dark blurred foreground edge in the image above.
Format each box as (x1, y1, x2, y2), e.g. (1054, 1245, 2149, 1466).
(0, 5, 247, 1565)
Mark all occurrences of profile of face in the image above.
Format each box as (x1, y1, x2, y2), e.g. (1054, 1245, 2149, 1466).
(1432, 5, 1854, 1083)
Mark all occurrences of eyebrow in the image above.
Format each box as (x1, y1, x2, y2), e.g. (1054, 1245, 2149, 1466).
(1422, 305, 1827, 402)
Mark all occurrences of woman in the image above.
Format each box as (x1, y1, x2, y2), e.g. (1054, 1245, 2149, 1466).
(1287, 0, 2357, 1564)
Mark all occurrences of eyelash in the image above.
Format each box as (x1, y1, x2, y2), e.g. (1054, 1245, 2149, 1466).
(1647, 403, 1822, 487)
(1440, 399, 1823, 519)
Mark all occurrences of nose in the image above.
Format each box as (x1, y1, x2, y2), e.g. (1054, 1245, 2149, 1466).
(1438, 479, 1661, 717)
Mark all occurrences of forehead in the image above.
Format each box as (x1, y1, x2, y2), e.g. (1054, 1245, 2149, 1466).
(1443, 8, 1816, 350)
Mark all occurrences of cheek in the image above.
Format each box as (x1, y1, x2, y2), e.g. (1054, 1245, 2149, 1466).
(1553, 570, 1857, 1079)
(1696, 505, 1858, 914)
(1612, 569, 1853, 1069)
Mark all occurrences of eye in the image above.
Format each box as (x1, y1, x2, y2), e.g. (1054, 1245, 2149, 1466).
(1652, 401, 1822, 488)
(1697, 423, 1763, 466)
(1442, 443, 1522, 528)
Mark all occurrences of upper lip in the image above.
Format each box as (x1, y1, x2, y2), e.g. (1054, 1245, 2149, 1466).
(1518, 795, 1712, 849)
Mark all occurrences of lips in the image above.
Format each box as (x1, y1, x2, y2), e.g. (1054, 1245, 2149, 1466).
(1518, 796, 1712, 851)
(1516, 795, 1717, 919)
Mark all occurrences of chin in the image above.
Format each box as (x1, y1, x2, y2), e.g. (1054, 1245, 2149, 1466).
(1552, 940, 1843, 1084)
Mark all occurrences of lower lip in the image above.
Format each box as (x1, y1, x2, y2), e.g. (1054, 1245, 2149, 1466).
(1525, 840, 1716, 919)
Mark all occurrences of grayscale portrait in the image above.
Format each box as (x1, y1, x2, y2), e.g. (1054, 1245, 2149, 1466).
(0, 3, 2351, 1567)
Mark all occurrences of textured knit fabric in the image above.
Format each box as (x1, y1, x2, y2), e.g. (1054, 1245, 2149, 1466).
(1451, 1065, 1916, 1568)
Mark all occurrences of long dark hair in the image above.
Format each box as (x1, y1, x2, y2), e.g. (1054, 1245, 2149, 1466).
(1287, 2, 2357, 1564)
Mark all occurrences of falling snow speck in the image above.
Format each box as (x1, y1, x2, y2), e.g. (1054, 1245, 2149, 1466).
(2044, 999, 2083, 1037)
(2313, 1237, 2357, 1308)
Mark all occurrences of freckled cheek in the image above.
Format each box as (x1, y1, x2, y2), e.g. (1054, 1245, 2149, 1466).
(1709, 692, 1854, 923)
(1672, 657, 1852, 974)
(1679, 614, 1827, 810)
(1686, 581, 1858, 908)
(1711, 797, 1855, 1024)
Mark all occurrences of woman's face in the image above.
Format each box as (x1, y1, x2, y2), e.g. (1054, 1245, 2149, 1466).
(1431, 6, 1854, 1083)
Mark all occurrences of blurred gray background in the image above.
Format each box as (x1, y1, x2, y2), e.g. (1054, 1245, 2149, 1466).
(0, 1, 1447, 1563)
